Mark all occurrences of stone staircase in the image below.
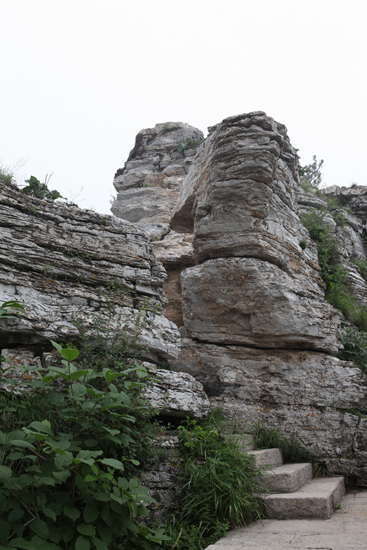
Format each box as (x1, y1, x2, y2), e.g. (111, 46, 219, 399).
(230, 435, 345, 520)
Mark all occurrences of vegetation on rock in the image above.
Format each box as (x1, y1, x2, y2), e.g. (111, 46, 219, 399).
(299, 155, 324, 192)
(0, 303, 264, 550)
(159, 412, 264, 550)
(301, 210, 367, 332)
(21, 175, 63, 201)
(254, 424, 314, 464)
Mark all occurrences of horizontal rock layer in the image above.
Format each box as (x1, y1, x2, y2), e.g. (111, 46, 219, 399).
(173, 338, 367, 485)
(0, 182, 180, 363)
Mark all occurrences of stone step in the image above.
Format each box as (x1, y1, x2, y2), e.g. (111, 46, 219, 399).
(262, 476, 345, 519)
(225, 433, 255, 452)
(247, 448, 283, 469)
(262, 462, 312, 493)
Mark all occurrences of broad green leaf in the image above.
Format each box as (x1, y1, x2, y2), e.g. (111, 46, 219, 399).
(28, 420, 52, 435)
(30, 518, 49, 539)
(83, 502, 99, 523)
(54, 452, 73, 469)
(71, 383, 86, 397)
(99, 458, 124, 470)
(75, 536, 90, 550)
(0, 466, 12, 479)
(64, 505, 80, 521)
(8, 440, 35, 451)
(77, 524, 95, 537)
(50, 340, 63, 353)
(60, 347, 80, 362)
(91, 538, 108, 550)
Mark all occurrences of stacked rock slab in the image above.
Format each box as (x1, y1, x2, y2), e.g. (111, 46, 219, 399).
(112, 122, 204, 326)
(171, 111, 367, 485)
(0, 181, 210, 418)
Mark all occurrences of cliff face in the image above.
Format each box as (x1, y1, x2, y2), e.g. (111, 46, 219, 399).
(0, 181, 210, 419)
(112, 122, 204, 326)
(113, 112, 367, 485)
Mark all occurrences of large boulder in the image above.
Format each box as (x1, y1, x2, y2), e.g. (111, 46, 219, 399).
(172, 112, 341, 353)
(181, 257, 339, 352)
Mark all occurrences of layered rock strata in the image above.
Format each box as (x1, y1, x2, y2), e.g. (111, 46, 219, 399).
(112, 122, 204, 326)
(170, 112, 367, 485)
(0, 181, 180, 363)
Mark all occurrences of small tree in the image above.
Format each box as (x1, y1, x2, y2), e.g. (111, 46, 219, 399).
(21, 175, 63, 201)
(299, 155, 324, 191)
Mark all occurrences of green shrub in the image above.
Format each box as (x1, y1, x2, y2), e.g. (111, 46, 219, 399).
(353, 258, 367, 282)
(253, 424, 314, 464)
(21, 175, 63, 201)
(0, 340, 167, 549)
(339, 327, 367, 373)
(162, 519, 228, 550)
(301, 211, 367, 331)
(160, 413, 264, 549)
(299, 155, 323, 191)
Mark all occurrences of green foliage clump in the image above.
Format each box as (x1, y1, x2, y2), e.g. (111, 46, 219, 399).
(253, 424, 314, 464)
(176, 138, 203, 154)
(0, 166, 14, 186)
(299, 155, 323, 192)
(0, 301, 24, 320)
(353, 258, 367, 282)
(0, 338, 167, 549)
(339, 327, 367, 373)
(301, 211, 367, 331)
(21, 175, 63, 201)
(159, 413, 264, 549)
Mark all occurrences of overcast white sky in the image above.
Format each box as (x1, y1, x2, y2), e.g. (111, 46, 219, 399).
(1, 0, 366, 213)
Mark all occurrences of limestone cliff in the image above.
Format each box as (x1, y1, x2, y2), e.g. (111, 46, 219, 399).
(0, 180, 210, 418)
(111, 122, 204, 326)
(113, 112, 367, 485)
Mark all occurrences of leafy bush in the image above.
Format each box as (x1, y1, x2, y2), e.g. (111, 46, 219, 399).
(253, 424, 314, 464)
(339, 327, 367, 373)
(21, 175, 63, 201)
(301, 211, 367, 331)
(0, 340, 167, 549)
(159, 413, 264, 549)
(299, 155, 323, 191)
(353, 258, 367, 282)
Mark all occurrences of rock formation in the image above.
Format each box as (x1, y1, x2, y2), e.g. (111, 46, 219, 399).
(0, 180, 210, 419)
(169, 112, 367, 485)
(112, 122, 204, 326)
(298, 186, 367, 309)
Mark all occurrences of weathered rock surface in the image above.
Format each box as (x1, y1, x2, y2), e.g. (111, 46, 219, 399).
(172, 112, 341, 353)
(112, 122, 203, 225)
(112, 122, 202, 325)
(172, 338, 367, 483)
(181, 257, 339, 352)
(167, 112, 367, 485)
(142, 364, 210, 418)
(0, 181, 180, 363)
